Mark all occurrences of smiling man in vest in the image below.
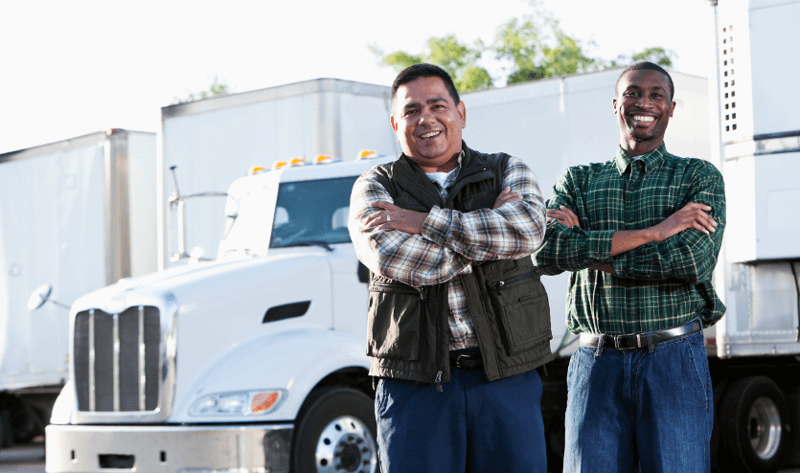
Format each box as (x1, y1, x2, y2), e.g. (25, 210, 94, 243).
(348, 63, 552, 472)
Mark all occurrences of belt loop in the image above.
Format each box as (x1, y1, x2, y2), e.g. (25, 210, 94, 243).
(647, 332, 655, 353)
(594, 335, 605, 357)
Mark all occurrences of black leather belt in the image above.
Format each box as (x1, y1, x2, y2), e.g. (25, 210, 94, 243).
(579, 319, 702, 351)
(450, 349, 483, 371)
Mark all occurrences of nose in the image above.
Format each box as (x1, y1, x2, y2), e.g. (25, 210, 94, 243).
(418, 107, 433, 124)
(636, 94, 654, 109)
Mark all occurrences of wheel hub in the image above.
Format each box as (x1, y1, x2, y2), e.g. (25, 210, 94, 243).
(748, 396, 782, 460)
(316, 415, 377, 473)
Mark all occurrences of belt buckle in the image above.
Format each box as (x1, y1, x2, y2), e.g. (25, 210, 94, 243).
(613, 334, 642, 350)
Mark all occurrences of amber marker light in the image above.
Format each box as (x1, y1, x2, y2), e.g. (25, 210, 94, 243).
(356, 149, 378, 160)
(251, 392, 280, 413)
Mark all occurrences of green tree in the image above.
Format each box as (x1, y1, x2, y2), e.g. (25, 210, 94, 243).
(608, 47, 676, 68)
(370, 2, 675, 91)
(173, 75, 232, 105)
(371, 34, 492, 92)
(494, 13, 599, 84)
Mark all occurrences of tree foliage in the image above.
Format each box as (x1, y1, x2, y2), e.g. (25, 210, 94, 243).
(371, 2, 676, 93)
(173, 75, 232, 105)
(371, 34, 492, 92)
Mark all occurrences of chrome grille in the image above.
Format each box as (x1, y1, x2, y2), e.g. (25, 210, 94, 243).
(74, 306, 160, 412)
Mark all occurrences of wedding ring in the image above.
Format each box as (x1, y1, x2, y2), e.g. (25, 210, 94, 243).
(386, 215, 391, 222)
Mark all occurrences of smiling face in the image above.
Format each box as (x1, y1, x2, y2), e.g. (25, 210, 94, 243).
(390, 76, 466, 173)
(613, 69, 676, 156)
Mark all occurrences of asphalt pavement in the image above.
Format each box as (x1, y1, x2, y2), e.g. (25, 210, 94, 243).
(2, 442, 800, 472)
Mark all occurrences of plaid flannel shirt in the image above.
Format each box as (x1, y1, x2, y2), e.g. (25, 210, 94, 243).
(533, 143, 726, 335)
(349, 154, 547, 350)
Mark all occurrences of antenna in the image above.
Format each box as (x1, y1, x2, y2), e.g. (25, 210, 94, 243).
(169, 165, 181, 197)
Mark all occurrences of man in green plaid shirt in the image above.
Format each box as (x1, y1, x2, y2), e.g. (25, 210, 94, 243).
(534, 62, 725, 472)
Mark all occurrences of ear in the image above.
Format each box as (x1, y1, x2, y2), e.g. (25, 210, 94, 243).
(457, 101, 466, 128)
(613, 97, 619, 115)
(669, 101, 676, 117)
(390, 114, 398, 133)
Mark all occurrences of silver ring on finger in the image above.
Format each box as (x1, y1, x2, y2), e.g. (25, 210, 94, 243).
(386, 214, 391, 222)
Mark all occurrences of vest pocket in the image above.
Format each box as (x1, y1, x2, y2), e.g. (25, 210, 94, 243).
(486, 272, 551, 356)
(366, 283, 424, 361)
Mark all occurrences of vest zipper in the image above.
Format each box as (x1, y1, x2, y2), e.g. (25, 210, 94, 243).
(434, 286, 443, 393)
(490, 270, 538, 295)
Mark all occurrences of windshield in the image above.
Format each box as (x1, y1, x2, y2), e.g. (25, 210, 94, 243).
(270, 176, 358, 249)
(217, 173, 361, 258)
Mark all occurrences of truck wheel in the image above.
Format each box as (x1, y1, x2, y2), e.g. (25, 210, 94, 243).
(293, 387, 379, 473)
(718, 376, 790, 473)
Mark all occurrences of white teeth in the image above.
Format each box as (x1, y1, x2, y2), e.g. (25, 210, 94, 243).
(633, 116, 655, 122)
(421, 131, 440, 138)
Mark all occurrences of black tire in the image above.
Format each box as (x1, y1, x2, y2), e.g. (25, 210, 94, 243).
(292, 387, 379, 473)
(718, 376, 791, 473)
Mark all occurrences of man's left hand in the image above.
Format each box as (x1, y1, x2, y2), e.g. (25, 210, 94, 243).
(548, 206, 580, 227)
(365, 201, 427, 235)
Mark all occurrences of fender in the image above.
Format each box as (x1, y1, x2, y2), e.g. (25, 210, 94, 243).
(171, 326, 370, 423)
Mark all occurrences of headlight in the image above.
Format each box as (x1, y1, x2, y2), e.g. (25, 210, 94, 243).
(189, 390, 285, 417)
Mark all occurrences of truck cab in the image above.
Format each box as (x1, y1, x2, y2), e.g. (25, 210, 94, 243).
(46, 154, 392, 473)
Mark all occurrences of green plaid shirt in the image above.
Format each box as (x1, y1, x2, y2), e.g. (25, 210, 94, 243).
(533, 143, 726, 335)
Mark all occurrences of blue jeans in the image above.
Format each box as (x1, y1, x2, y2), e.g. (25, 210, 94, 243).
(375, 367, 547, 473)
(564, 331, 713, 473)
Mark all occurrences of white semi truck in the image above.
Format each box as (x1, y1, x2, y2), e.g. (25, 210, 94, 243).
(0, 129, 156, 448)
(44, 1, 800, 469)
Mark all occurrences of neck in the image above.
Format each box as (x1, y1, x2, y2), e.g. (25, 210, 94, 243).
(620, 138, 662, 157)
(414, 153, 461, 173)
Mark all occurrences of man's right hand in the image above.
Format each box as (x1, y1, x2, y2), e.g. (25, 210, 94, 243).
(650, 202, 717, 242)
(493, 187, 521, 209)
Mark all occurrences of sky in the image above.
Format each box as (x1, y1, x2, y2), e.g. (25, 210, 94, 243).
(0, 0, 716, 155)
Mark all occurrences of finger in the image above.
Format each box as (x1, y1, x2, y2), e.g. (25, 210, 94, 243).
(370, 201, 398, 211)
(364, 214, 382, 228)
(496, 193, 521, 206)
(686, 202, 713, 212)
(692, 221, 710, 234)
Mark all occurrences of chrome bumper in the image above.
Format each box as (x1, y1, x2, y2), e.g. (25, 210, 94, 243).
(45, 423, 293, 473)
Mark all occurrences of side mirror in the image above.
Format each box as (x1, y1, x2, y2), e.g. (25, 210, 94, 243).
(28, 284, 52, 310)
(28, 284, 71, 311)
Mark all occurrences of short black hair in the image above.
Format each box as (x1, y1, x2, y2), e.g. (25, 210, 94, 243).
(391, 63, 461, 115)
(615, 61, 675, 101)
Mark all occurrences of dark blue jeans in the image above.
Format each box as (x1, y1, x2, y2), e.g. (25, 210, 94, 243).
(564, 331, 713, 473)
(375, 367, 547, 473)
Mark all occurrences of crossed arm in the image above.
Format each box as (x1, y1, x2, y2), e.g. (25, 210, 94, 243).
(548, 202, 718, 274)
(534, 164, 725, 283)
(348, 158, 546, 287)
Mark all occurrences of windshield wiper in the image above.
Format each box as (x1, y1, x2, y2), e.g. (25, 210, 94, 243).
(279, 241, 335, 252)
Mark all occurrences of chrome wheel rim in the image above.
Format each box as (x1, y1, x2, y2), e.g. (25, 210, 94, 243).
(315, 415, 377, 473)
(748, 396, 782, 460)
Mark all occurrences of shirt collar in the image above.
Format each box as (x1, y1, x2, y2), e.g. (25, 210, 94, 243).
(614, 142, 669, 175)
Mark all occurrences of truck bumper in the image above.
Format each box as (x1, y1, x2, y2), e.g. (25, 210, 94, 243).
(45, 423, 293, 473)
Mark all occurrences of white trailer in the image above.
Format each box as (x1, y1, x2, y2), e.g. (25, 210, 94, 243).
(0, 129, 157, 446)
(158, 78, 401, 268)
(704, 0, 800, 471)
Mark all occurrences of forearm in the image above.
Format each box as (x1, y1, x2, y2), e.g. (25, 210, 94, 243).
(533, 224, 615, 272)
(351, 229, 473, 287)
(612, 229, 723, 282)
(423, 156, 547, 261)
(349, 174, 473, 287)
(422, 199, 545, 261)
(609, 229, 658, 256)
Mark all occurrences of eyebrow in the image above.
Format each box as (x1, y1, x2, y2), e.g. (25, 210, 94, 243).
(403, 96, 448, 110)
(626, 84, 667, 93)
